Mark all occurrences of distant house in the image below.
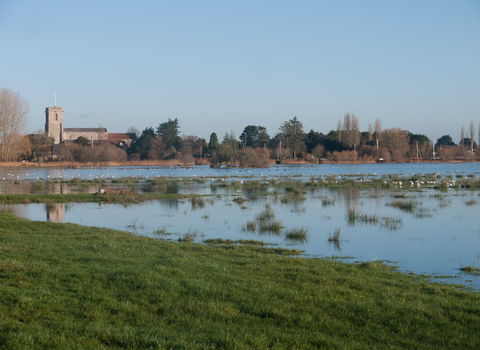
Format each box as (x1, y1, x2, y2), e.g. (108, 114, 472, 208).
(107, 133, 137, 149)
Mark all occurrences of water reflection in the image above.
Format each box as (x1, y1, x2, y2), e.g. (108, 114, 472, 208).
(46, 203, 64, 222)
(2, 174, 480, 290)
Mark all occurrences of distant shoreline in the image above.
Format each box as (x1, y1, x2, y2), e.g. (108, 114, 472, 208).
(1, 158, 478, 169)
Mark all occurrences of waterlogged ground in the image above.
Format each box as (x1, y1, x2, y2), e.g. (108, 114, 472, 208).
(1, 163, 480, 290)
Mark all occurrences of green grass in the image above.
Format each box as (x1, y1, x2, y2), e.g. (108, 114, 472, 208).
(0, 212, 479, 348)
(283, 227, 309, 244)
(328, 227, 343, 243)
(345, 208, 379, 226)
(0, 192, 195, 204)
(465, 199, 478, 206)
(387, 199, 420, 213)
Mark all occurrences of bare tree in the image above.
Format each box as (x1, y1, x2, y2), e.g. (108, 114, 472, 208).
(339, 113, 360, 149)
(460, 126, 465, 149)
(127, 126, 141, 138)
(368, 123, 373, 141)
(222, 130, 239, 165)
(351, 114, 360, 149)
(380, 128, 410, 161)
(343, 113, 352, 147)
(469, 121, 475, 151)
(374, 118, 382, 145)
(336, 119, 342, 142)
(0, 88, 29, 161)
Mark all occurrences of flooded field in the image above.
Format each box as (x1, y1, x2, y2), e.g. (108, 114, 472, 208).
(1, 162, 480, 290)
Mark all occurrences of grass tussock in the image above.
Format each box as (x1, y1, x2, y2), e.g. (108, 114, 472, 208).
(387, 199, 419, 213)
(189, 195, 205, 209)
(0, 212, 479, 348)
(328, 227, 343, 243)
(346, 208, 379, 226)
(284, 227, 310, 244)
(465, 199, 478, 206)
(243, 204, 284, 235)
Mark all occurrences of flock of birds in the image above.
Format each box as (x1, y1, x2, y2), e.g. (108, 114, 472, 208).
(0, 167, 473, 189)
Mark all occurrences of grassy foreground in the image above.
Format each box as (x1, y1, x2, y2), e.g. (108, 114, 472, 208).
(0, 213, 479, 349)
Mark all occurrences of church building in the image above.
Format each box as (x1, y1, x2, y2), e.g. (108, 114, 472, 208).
(45, 106, 107, 144)
(45, 106, 135, 147)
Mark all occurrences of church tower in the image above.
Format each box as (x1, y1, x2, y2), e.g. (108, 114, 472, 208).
(45, 106, 64, 144)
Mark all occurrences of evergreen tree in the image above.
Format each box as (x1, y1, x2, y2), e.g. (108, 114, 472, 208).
(127, 127, 155, 160)
(156, 118, 180, 149)
(279, 117, 306, 158)
(208, 132, 219, 152)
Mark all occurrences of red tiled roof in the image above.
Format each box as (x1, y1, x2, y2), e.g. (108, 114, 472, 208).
(107, 133, 137, 140)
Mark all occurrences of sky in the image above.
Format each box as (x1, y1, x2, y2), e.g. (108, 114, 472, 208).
(1, 0, 479, 143)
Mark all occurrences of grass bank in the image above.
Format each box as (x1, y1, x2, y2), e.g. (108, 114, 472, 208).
(0, 192, 196, 204)
(0, 212, 479, 349)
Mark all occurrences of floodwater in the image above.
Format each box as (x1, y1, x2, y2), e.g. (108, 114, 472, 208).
(1, 162, 480, 182)
(1, 162, 480, 290)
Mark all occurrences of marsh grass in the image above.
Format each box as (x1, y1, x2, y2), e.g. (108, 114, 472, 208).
(327, 227, 346, 251)
(178, 228, 199, 242)
(387, 199, 419, 213)
(465, 199, 478, 206)
(0, 192, 191, 204)
(127, 217, 145, 229)
(154, 225, 172, 236)
(245, 204, 285, 235)
(281, 190, 306, 203)
(258, 219, 284, 235)
(346, 208, 379, 226)
(232, 196, 246, 205)
(459, 266, 480, 274)
(321, 196, 336, 207)
(459, 255, 480, 275)
(413, 207, 434, 219)
(328, 227, 342, 243)
(243, 220, 257, 232)
(189, 195, 205, 209)
(255, 205, 275, 222)
(381, 216, 403, 231)
(283, 227, 309, 244)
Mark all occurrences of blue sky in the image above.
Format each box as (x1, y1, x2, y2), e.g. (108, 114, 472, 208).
(1, 0, 479, 143)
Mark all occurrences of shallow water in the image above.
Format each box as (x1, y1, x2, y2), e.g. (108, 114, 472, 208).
(1, 162, 479, 182)
(4, 182, 480, 290)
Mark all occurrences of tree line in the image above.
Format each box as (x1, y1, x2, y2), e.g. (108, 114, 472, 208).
(123, 114, 480, 166)
(1, 88, 479, 164)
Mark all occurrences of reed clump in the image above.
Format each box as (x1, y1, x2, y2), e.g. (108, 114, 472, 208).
(284, 227, 309, 244)
(346, 208, 379, 226)
(244, 204, 284, 235)
(387, 199, 419, 213)
(328, 227, 341, 242)
(189, 195, 205, 209)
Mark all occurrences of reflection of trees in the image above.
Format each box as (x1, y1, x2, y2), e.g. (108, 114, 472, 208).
(0, 204, 27, 217)
(46, 203, 64, 222)
(334, 188, 360, 210)
(375, 188, 384, 209)
(159, 199, 180, 211)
